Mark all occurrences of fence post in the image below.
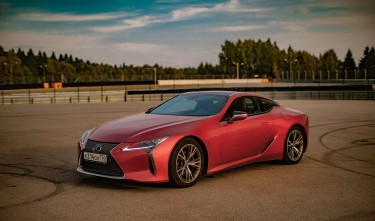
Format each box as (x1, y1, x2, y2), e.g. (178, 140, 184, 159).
(318, 73, 321, 100)
(149, 85, 151, 101)
(342, 76, 345, 100)
(101, 85, 104, 103)
(53, 87, 56, 104)
(28, 88, 31, 104)
(368, 78, 370, 100)
(124, 84, 127, 102)
(77, 84, 80, 103)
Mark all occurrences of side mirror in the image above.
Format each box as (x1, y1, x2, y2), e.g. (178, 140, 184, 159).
(228, 111, 248, 123)
(145, 107, 154, 114)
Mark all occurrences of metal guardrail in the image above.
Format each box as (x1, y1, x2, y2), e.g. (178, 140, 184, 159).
(1, 87, 374, 105)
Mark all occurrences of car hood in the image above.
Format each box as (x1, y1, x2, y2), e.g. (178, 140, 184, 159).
(88, 113, 207, 143)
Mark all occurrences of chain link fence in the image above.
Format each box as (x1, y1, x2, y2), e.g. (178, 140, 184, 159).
(1, 80, 374, 105)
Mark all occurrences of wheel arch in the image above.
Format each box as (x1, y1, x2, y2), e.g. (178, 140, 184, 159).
(170, 136, 209, 176)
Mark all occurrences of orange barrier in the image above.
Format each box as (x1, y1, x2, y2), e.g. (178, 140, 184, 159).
(43, 83, 63, 89)
(261, 78, 269, 83)
(52, 83, 62, 89)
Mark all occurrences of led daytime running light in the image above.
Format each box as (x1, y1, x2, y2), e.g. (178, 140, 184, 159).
(122, 137, 169, 152)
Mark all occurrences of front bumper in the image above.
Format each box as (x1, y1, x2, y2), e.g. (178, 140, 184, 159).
(77, 137, 180, 183)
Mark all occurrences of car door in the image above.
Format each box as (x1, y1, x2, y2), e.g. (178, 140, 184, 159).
(219, 96, 274, 163)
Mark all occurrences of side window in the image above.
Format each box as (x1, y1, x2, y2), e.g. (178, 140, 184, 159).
(222, 97, 259, 121)
(258, 98, 274, 113)
(222, 97, 246, 121)
(244, 97, 259, 115)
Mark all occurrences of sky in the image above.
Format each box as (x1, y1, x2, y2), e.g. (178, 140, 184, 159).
(0, 0, 374, 67)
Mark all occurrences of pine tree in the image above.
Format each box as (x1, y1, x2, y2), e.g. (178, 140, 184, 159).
(319, 49, 339, 79)
(342, 49, 356, 78)
(51, 52, 57, 60)
(359, 46, 375, 79)
(0, 46, 5, 56)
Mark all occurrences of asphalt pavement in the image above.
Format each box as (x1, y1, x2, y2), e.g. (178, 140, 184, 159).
(0, 100, 374, 221)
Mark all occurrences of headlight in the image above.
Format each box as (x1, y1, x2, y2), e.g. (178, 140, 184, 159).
(79, 130, 91, 149)
(122, 137, 169, 153)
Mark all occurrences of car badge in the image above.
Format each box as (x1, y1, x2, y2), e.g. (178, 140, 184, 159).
(93, 144, 102, 152)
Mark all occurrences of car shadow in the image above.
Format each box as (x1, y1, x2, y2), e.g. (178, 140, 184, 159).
(77, 175, 171, 189)
(202, 160, 285, 179)
(77, 160, 285, 189)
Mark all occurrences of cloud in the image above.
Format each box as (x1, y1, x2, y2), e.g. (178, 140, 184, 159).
(306, 14, 375, 29)
(213, 0, 273, 13)
(271, 12, 375, 34)
(321, 0, 375, 8)
(92, 0, 274, 33)
(0, 31, 106, 61)
(211, 25, 268, 32)
(91, 16, 154, 32)
(171, 7, 210, 20)
(13, 12, 126, 22)
(116, 42, 164, 53)
(169, 0, 273, 21)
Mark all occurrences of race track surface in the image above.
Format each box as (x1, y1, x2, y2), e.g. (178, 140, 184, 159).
(0, 100, 374, 220)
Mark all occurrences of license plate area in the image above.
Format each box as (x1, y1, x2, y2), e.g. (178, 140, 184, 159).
(83, 152, 108, 164)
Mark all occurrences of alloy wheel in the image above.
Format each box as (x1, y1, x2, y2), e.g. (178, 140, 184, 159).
(175, 143, 202, 184)
(286, 129, 304, 162)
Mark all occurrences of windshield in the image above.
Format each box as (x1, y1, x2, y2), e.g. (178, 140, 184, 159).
(149, 93, 228, 116)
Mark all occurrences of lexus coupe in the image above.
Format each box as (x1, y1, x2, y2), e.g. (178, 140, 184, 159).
(77, 91, 309, 187)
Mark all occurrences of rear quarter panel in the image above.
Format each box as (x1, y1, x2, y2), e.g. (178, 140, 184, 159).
(270, 106, 309, 150)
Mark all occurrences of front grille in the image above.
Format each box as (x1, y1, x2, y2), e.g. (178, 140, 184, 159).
(81, 140, 124, 177)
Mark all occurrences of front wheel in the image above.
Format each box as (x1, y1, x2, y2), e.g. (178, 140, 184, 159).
(169, 138, 204, 188)
(282, 126, 305, 164)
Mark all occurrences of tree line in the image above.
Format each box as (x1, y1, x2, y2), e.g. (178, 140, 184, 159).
(218, 39, 375, 80)
(0, 38, 374, 85)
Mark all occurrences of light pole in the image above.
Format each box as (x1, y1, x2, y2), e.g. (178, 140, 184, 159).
(3, 63, 7, 84)
(153, 67, 157, 89)
(284, 58, 298, 80)
(11, 62, 18, 84)
(148, 67, 157, 89)
(234, 62, 243, 79)
(40, 64, 47, 83)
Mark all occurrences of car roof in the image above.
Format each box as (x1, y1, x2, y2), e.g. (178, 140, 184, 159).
(183, 91, 264, 98)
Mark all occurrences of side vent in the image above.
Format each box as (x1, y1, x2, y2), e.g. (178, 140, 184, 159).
(261, 138, 274, 154)
(148, 154, 156, 174)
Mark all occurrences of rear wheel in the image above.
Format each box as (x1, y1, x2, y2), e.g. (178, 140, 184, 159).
(282, 126, 305, 164)
(169, 138, 204, 188)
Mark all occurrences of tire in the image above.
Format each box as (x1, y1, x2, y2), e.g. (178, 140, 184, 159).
(282, 126, 305, 164)
(169, 138, 204, 188)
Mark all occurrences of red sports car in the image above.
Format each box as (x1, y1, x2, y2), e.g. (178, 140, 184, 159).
(77, 91, 309, 187)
